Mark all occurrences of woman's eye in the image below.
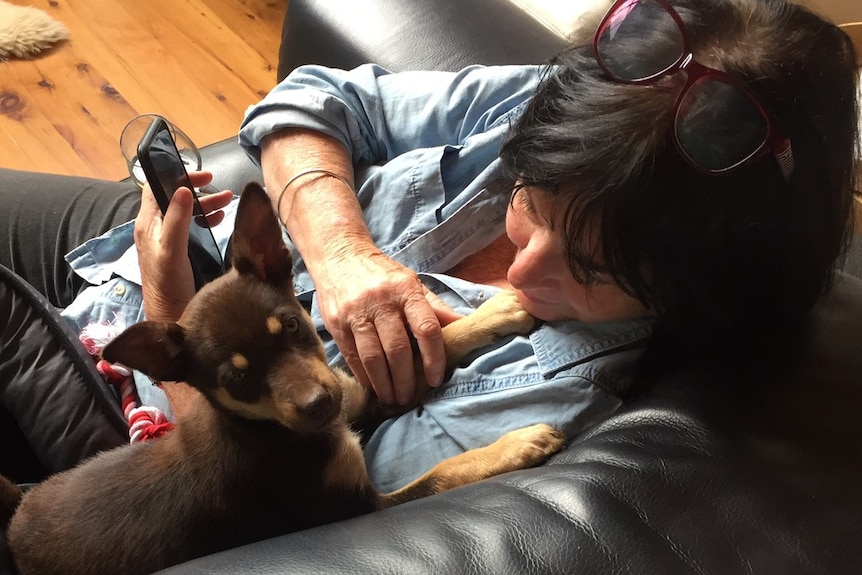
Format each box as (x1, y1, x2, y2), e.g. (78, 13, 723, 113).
(583, 270, 612, 287)
(511, 185, 536, 215)
(285, 316, 299, 333)
(583, 272, 601, 287)
(519, 193, 536, 214)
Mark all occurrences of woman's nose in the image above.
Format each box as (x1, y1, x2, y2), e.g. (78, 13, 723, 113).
(508, 233, 559, 288)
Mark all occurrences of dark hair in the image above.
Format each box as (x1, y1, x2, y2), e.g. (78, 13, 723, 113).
(499, 0, 859, 356)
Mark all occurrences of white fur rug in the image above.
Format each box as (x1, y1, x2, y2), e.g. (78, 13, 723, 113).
(0, 0, 68, 60)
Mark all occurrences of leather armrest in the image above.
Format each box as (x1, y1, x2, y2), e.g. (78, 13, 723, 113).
(120, 138, 262, 197)
(198, 138, 263, 195)
(278, 0, 572, 79)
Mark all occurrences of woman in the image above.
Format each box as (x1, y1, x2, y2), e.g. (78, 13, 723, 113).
(1, 0, 858, 490)
(233, 0, 858, 488)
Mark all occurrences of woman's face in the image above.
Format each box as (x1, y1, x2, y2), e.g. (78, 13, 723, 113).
(505, 184, 650, 323)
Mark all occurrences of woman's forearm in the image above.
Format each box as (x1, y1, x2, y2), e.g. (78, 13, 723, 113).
(258, 126, 447, 403)
(260, 127, 381, 272)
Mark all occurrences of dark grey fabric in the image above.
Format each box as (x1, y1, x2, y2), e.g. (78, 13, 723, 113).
(0, 169, 140, 308)
(0, 263, 128, 480)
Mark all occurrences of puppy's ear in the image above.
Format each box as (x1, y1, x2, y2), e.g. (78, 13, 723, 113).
(231, 182, 294, 286)
(102, 321, 189, 383)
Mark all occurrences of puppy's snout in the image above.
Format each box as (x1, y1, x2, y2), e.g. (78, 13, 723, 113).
(298, 389, 337, 424)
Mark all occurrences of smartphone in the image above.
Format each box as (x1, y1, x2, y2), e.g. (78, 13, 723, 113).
(137, 117, 225, 290)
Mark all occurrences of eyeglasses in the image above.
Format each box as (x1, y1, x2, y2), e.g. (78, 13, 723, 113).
(593, 0, 794, 180)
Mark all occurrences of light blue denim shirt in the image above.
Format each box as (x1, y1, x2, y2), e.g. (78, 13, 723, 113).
(63, 64, 654, 491)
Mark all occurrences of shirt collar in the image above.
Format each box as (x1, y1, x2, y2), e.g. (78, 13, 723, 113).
(531, 317, 654, 377)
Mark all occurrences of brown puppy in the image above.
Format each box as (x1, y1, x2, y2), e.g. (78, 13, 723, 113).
(5, 183, 563, 575)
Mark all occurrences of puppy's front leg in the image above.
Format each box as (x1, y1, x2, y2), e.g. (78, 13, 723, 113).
(333, 367, 370, 423)
(443, 290, 537, 369)
(379, 423, 564, 507)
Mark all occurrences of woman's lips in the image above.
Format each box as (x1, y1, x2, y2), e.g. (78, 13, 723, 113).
(517, 290, 554, 307)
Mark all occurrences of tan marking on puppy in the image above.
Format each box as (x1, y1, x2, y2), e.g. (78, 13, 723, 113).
(383, 424, 565, 505)
(211, 388, 281, 422)
(231, 353, 249, 370)
(442, 290, 537, 368)
(322, 428, 370, 492)
(267, 316, 282, 335)
(334, 368, 368, 423)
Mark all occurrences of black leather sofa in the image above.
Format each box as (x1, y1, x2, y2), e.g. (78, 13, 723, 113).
(150, 1, 862, 573)
(3, 1, 861, 573)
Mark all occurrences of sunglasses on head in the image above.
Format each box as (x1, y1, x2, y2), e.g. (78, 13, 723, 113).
(593, 0, 794, 180)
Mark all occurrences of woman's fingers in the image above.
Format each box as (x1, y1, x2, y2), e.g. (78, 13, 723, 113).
(351, 320, 396, 404)
(328, 289, 445, 405)
(135, 172, 229, 323)
(187, 171, 213, 188)
(403, 293, 446, 392)
(423, 288, 464, 326)
(160, 187, 193, 250)
(196, 189, 234, 227)
(197, 187, 233, 212)
(375, 311, 422, 405)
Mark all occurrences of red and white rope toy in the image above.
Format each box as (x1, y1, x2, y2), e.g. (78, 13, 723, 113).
(80, 321, 174, 442)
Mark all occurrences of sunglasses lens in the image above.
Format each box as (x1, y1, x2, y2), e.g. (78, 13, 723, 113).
(675, 77, 769, 171)
(596, 0, 685, 81)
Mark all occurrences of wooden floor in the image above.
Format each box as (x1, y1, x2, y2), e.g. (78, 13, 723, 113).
(0, 0, 286, 181)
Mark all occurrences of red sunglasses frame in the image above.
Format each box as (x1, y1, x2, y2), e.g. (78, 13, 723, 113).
(593, 0, 794, 179)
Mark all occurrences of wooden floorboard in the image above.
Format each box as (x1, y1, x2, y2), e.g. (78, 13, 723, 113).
(0, 0, 286, 180)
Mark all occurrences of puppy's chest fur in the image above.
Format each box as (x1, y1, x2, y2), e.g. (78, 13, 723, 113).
(176, 401, 373, 518)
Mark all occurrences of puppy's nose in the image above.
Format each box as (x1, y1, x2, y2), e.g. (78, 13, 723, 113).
(298, 390, 336, 423)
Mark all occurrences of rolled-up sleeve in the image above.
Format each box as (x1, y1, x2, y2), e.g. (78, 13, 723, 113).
(238, 63, 543, 166)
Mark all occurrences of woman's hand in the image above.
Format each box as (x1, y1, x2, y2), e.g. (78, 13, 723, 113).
(314, 245, 463, 406)
(134, 171, 233, 323)
(260, 128, 463, 405)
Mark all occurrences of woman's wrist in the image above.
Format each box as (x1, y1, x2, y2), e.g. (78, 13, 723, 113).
(259, 127, 379, 278)
(276, 168, 354, 226)
(277, 169, 376, 265)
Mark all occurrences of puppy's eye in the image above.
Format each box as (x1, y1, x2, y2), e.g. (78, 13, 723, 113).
(224, 370, 245, 386)
(220, 357, 247, 388)
(285, 316, 299, 333)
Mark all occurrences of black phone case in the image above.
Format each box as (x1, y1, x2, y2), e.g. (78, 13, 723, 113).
(136, 118, 225, 289)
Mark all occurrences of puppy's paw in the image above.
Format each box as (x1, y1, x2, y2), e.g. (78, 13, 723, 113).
(475, 290, 537, 336)
(496, 423, 566, 468)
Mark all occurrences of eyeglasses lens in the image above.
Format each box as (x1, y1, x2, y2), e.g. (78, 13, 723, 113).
(596, 0, 684, 81)
(675, 78, 769, 171)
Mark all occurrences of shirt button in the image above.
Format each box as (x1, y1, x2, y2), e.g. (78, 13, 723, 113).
(477, 291, 485, 300)
(114, 284, 126, 296)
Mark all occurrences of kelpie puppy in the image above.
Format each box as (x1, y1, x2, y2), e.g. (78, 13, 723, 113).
(5, 183, 564, 575)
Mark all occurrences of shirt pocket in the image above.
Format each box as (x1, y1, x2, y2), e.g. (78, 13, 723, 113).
(60, 278, 145, 335)
(355, 144, 463, 257)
